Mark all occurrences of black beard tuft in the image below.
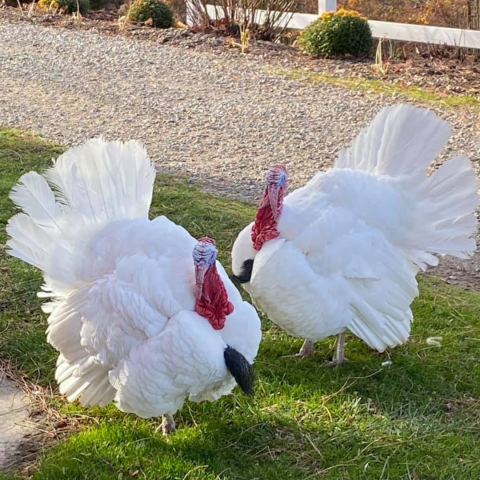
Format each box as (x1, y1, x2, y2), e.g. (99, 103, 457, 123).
(231, 259, 254, 284)
(224, 346, 254, 396)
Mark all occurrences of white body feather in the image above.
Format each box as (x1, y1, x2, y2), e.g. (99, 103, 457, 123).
(7, 138, 261, 417)
(232, 105, 478, 351)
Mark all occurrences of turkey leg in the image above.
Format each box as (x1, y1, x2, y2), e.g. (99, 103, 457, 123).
(282, 339, 315, 358)
(325, 332, 348, 368)
(161, 414, 176, 435)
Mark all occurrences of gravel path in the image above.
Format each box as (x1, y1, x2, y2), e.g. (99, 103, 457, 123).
(1, 21, 480, 287)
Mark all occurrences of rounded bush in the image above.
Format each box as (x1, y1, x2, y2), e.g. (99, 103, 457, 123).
(38, 0, 90, 14)
(129, 0, 173, 29)
(299, 8, 373, 57)
(89, 0, 107, 10)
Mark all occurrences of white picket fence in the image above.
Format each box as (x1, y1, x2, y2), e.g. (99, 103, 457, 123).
(186, 0, 480, 49)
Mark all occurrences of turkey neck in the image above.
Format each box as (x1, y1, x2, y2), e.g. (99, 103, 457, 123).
(195, 264, 234, 330)
(251, 187, 284, 251)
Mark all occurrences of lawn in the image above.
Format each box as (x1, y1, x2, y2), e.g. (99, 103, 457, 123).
(269, 68, 480, 109)
(1, 127, 480, 480)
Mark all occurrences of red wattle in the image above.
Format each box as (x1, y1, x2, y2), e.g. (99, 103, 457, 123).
(251, 207, 279, 250)
(251, 189, 283, 251)
(195, 265, 234, 330)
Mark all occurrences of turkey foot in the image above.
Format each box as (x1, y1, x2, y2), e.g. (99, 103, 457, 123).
(282, 339, 314, 358)
(161, 414, 176, 435)
(324, 333, 349, 368)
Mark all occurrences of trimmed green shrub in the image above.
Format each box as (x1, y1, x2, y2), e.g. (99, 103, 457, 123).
(299, 8, 373, 57)
(89, 0, 108, 10)
(129, 0, 174, 28)
(38, 0, 90, 14)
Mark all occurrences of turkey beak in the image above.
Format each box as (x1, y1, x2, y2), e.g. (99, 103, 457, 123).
(195, 264, 208, 300)
(268, 184, 281, 221)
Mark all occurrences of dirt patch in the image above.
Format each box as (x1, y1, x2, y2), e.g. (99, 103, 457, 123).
(0, 370, 37, 471)
(0, 366, 75, 474)
(429, 240, 480, 292)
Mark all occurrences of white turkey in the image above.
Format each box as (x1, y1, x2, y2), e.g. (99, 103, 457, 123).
(232, 104, 478, 366)
(6, 138, 261, 433)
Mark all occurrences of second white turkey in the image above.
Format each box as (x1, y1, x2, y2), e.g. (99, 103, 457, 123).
(232, 104, 478, 366)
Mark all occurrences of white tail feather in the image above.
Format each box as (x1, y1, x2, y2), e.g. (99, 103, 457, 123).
(9, 172, 65, 231)
(7, 213, 60, 268)
(336, 104, 451, 180)
(7, 138, 156, 289)
(44, 138, 155, 222)
(336, 105, 478, 269)
(56, 355, 115, 407)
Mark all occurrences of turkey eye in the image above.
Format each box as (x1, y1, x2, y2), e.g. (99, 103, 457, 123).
(233, 259, 254, 284)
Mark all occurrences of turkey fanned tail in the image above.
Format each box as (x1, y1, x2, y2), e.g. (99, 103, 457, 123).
(336, 104, 478, 269)
(7, 138, 155, 408)
(336, 104, 478, 349)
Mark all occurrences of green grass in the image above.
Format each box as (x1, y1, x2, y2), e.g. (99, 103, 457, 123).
(269, 68, 480, 109)
(1, 127, 480, 480)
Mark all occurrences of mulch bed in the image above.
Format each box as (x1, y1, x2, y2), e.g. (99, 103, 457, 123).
(1, 4, 480, 97)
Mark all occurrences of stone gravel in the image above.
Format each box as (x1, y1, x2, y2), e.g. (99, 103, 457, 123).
(1, 21, 480, 287)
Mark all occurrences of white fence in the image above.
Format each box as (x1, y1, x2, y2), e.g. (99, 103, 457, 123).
(187, 0, 480, 49)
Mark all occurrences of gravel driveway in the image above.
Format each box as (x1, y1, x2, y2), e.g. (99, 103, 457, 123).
(1, 21, 479, 287)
